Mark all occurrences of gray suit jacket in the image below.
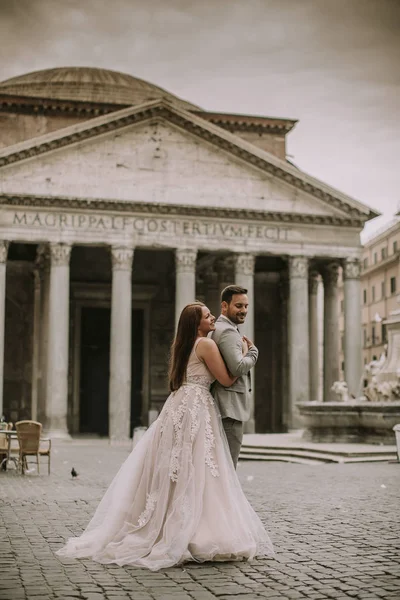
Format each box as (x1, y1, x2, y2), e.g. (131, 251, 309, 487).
(211, 315, 258, 422)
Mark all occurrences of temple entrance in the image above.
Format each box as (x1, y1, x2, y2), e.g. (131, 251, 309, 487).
(79, 307, 144, 436)
(79, 307, 110, 435)
(254, 260, 287, 433)
(130, 309, 144, 436)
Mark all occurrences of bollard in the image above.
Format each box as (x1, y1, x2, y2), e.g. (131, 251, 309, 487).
(393, 424, 400, 462)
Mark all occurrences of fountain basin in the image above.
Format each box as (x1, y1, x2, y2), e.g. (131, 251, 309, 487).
(297, 401, 400, 443)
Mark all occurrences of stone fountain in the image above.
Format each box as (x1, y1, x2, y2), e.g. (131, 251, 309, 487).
(297, 300, 400, 443)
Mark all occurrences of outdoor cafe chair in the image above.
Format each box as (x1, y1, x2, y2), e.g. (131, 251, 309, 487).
(15, 420, 51, 475)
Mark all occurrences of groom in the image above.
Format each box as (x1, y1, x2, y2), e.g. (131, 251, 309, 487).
(211, 285, 258, 468)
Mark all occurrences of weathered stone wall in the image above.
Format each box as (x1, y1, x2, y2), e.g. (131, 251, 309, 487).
(3, 263, 34, 423)
(0, 111, 89, 149)
(0, 108, 289, 161)
(0, 120, 336, 217)
(234, 130, 286, 160)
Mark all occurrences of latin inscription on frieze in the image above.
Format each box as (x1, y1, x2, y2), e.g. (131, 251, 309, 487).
(11, 211, 290, 242)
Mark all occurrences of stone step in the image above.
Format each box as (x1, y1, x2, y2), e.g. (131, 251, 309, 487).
(240, 448, 338, 463)
(241, 444, 397, 458)
(239, 445, 398, 464)
(333, 454, 397, 463)
(240, 452, 397, 464)
(239, 453, 321, 465)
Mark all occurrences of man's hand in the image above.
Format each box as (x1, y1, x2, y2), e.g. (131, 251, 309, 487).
(242, 335, 254, 350)
(217, 328, 258, 377)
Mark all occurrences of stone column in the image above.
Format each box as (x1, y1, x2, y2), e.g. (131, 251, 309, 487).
(109, 245, 134, 442)
(322, 262, 340, 402)
(0, 241, 9, 419)
(175, 248, 197, 328)
(398, 252, 400, 291)
(46, 243, 72, 438)
(343, 258, 362, 398)
(234, 254, 255, 339)
(279, 273, 290, 429)
(308, 271, 320, 402)
(317, 281, 324, 402)
(31, 269, 41, 422)
(205, 269, 220, 319)
(235, 253, 256, 433)
(37, 246, 50, 426)
(288, 256, 310, 428)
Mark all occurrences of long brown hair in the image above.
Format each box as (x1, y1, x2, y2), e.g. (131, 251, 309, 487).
(168, 302, 205, 392)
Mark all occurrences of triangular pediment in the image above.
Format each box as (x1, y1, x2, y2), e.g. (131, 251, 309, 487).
(0, 101, 377, 224)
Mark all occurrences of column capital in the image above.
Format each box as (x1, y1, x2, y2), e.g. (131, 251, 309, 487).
(235, 253, 255, 277)
(288, 256, 308, 279)
(343, 257, 361, 280)
(308, 270, 320, 295)
(322, 261, 340, 288)
(111, 245, 134, 271)
(49, 243, 72, 267)
(0, 241, 9, 264)
(175, 248, 197, 273)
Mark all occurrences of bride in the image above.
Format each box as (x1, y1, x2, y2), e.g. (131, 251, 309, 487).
(57, 302, 274, 571)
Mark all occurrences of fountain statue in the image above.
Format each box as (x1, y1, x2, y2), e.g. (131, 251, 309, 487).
(330, 381, 350, 402)
(298, 297, 400, 443)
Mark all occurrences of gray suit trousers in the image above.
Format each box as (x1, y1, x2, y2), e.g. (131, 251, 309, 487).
(222, 417, 244, 468)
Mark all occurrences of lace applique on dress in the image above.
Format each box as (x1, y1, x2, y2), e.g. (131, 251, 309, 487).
(189, 390, 200, 440)
(137, 491, 158, 528)
(168, 389, 189, 482)
(166, 385, 219, 482)
(161, 340, 219, 482)
(180, 494, 192, 528)
(160, 393, 219, 481)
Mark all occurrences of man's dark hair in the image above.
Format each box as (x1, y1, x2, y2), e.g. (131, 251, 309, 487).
(221, 285, 247, 305)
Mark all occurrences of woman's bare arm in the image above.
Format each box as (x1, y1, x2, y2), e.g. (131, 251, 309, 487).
(195, 338, 237, 386)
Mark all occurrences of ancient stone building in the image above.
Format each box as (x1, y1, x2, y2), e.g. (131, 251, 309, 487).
(0, 67, 377, 439)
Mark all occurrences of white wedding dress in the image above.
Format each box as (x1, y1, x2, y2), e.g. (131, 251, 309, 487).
(57, 339, 274, 571)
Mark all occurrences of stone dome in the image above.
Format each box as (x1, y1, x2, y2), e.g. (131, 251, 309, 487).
(0, 66, 199, 110)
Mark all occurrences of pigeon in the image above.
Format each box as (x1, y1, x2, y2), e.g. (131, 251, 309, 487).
(71, 467, 79, 478)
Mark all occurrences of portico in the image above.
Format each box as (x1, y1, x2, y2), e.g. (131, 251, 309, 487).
(1, 201, 367, 438)
(0, 70, 377, 438)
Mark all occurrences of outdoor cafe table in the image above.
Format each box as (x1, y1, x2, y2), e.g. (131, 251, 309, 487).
(0, 430, 19, 470)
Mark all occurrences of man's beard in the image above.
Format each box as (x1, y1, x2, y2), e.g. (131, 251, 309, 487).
(228, 313, 246, 324)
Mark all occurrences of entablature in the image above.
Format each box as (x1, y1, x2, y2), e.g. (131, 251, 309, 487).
(0, 193, 363, 260)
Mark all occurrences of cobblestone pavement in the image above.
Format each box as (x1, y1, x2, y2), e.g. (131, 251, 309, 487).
(0, 440, 399, 600)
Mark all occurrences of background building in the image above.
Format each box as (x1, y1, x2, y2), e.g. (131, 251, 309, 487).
(0, 67, 376, 438)
(339, 216, 400, 380)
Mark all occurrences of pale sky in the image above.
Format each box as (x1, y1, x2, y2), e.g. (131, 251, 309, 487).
(1, 0, 399, 239)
